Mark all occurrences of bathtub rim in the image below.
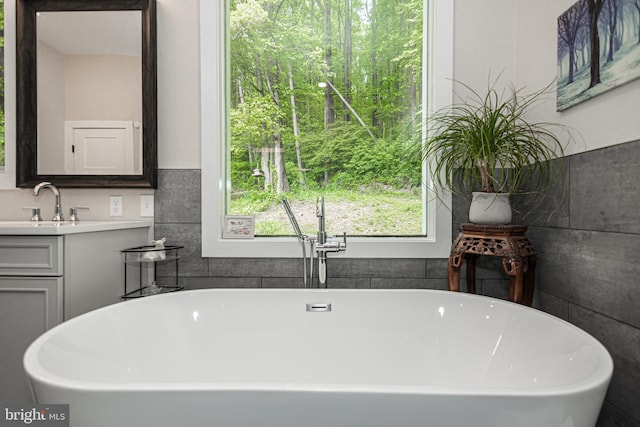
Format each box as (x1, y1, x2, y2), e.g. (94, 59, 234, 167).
(23, 288, 614, 397)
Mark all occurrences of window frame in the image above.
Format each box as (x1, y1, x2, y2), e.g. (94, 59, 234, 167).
(0, 0, 16, 189)
(201, 0, 453, 258)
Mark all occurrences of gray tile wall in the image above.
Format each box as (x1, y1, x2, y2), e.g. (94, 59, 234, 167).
(153, 169, 455, 291)
(512, 140, 640, 426)
(155, 138, 640, 426)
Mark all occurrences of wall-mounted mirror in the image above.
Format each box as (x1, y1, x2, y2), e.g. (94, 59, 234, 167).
(16, 0, 157, 188)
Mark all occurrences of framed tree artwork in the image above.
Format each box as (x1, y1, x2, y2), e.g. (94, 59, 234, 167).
(557, 0, 640, 111)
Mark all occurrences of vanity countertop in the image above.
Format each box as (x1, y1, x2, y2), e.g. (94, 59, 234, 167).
(0, 220, 153, 235)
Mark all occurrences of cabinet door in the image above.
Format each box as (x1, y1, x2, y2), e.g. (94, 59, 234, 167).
(0, 236, 63, 276)
(0, 277, 63, 403)
(64, 227, 149, 319)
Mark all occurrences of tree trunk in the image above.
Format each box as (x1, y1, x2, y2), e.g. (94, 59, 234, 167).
(324, 80, 377, 142)
(568, 45, 576, 83)
(238, 76, 255, 174)
(266, 63, 290, 194)
(477, 160, 495, 193)
(255, 61, 272, 189)
(408, 67, 417, 133)
(261, 131, 272, 190)
(343, 0, 352, 122)
(587, 0, 605, 88)
(273, 131, 290, 194)
(605, 0, 618, 63)
(558, 3, 587, 85)
(323, 0, 335, 129)
(636, 2, 640, 44)
(288, 62, 306, 187)
(370, 0, 378, 130)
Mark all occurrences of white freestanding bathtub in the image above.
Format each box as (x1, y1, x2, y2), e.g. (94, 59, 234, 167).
(24, 289, 612, 427)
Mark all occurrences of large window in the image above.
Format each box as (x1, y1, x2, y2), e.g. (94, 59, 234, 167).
(201, 0, 452, 258)
(229, 0, 424, 237)
(0, 0, 15, 188)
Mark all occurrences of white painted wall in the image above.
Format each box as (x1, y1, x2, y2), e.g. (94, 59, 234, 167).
(37, 41, 66, 175)
(453, 0, 640, 155)
(156, 0, 201, 169)
(515, 0, 640, 155)
(0, 188, 153, 221)
(453, 0, 517, 92)
(64, 55, 141, 121)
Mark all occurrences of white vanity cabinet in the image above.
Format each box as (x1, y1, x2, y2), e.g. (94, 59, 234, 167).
(0, 221, 151, 403)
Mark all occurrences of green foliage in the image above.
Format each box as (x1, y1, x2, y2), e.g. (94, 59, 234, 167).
(0, 108, 4, 167)
(0, 0, 4, 167)
(255, 220, 286, 235)
(231, 95, 283, 143)
(230, 189, 282, 215)
(423, 78, 570, 196)
(299, 122, 364, 185)
(228, 0, 425, 235)
(344, 137, 421, 188)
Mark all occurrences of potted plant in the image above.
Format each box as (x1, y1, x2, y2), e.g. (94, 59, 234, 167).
(422, 79, 569, 224)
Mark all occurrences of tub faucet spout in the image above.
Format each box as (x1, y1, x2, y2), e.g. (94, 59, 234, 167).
(317, 196, 328, 286)
(315, 195, 346, 288)
(33, 182, 64, 222)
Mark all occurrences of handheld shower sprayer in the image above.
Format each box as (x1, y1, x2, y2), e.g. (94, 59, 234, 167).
(282, 198, 314, 287)
(282, 198, 304, 241)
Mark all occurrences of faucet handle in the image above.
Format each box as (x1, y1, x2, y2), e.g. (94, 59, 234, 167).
(69, 207, 89, 222)
(23, 207, 42, 222)
(339, 232, 347, 251)
(316, 233, 347, 253)
(330, 232, 347, 251)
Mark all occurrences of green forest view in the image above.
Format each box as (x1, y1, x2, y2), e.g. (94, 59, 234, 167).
(228, 0, 426, 236)
(0, 1, 5, 167)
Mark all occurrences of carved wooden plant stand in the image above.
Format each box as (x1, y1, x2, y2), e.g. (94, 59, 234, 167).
(448, 224, 537, 306)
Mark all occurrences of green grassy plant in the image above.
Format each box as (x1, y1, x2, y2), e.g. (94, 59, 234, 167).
(423, 78, 571, 197)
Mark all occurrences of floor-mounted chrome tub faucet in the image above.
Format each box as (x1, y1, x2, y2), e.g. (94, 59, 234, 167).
(282, 196, 346, 288)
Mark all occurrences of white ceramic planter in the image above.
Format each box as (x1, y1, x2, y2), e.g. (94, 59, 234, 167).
(468, 192, 512, 225)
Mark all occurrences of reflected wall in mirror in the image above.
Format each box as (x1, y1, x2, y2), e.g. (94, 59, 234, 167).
(16, 0, 157, 188)
(37, 11, 142, 176)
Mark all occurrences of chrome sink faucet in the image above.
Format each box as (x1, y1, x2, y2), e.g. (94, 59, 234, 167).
(33, 182, 64, 222)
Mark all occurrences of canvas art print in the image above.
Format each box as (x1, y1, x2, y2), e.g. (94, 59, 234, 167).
(557, 0, 640, 111)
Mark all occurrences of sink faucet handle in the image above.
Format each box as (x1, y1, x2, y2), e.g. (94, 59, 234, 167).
(23, 207, 42, 222)
(69, 207, 89, 222)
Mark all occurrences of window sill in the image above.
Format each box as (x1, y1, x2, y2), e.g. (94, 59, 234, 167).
(201, 197, 452, 259)
(202, 236, 452, 259)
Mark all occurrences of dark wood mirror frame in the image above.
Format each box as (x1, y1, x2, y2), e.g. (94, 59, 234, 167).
(16, 0, 157, 188)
